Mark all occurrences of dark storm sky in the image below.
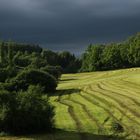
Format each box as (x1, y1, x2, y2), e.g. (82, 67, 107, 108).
(0, 0, 140, 55)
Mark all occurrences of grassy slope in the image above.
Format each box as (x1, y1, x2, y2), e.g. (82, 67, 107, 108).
(1, 68, 140, 140)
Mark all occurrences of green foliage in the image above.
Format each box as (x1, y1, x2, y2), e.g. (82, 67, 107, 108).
(7, 41, 14, 66)
(41, 50, 81, 73)
(81, 44, 104, 71)
(0, 69, 8, 82)
(30, 56, 48, 69)
(42, 50, 59, 66)
(8, 42, 42, 54)
(11, 69, 57, 93)
(58, 51, 81, 73)
(0, 40, 81, 73)
(0, 66, 18, 82)
(101, 44, 123, 70)
(0, 85, 54, 135)
(41, 66, 62, 80)
(13, 51, 32, 67)
(81, 33, 140, 72)
(0, 42, 5, 64)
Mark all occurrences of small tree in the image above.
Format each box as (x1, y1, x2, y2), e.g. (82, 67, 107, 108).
(0, 41, 5, 64)
(41, 66, 62, 80)
(111, 121, 124, 133)
(7, 41, 14, 66)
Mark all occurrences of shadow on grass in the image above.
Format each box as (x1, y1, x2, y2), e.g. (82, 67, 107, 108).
(20, 129, 127, 140)
(50, 88, 81, 97)
(60, 78, 77, 82)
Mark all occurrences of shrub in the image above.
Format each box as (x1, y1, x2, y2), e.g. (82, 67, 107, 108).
(0, 82, 16, 92)
(41, 66, 62, 80)
(14, 57, 31, 67)
(0, 85, 54, 135)
(111, 121, 124, 133)
(0, 69, 7, 82)
(11, 69, 57, 93)
(0, 67, 18, 82)
(29, 56, 48, 69)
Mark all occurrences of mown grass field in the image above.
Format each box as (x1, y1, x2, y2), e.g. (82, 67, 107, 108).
(1, 68, 140, 140)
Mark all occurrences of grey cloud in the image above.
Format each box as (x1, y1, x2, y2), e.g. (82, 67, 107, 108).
(0, 0, 140, 54)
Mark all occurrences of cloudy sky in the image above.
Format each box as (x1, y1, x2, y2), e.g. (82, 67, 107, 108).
(0, 0, 140, 55)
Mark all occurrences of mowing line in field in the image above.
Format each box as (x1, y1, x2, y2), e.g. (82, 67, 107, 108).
(95, 83, 140, 118)
(79, 91, 140, 138)
(57, 93, 91, 140)
(56, 88, 106, 133)
(100, 81, 140, 107)
(122, 79, 140, 89)
(89, 86, 139, 124)
(69, 96, 103, 131)
(104, 80, 140, 99)
(82, 87, 140, 127)
(113, 79, 140, 94)
(59, 100, 82, 130)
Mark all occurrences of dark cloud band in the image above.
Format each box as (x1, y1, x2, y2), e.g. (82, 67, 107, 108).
(0, 0, 140, 54)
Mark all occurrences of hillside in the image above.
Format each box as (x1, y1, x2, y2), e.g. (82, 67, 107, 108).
(1, 68, 140, 140)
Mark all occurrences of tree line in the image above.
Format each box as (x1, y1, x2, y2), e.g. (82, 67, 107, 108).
(80, 33, 140, 72)
(0, 41, 81, 73)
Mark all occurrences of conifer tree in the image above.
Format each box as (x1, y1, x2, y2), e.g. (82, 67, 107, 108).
(0, 41, 5, 64)
(8, 41, 14, 66)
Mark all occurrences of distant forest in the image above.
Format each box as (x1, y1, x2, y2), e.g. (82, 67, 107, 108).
(81, 33, 140, 72)
(0, 42, 81, 74)
(1, 33, 140, 74)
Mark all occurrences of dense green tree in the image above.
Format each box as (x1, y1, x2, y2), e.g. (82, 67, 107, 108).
(101, 44, 123, 70)
(58, 51, 81, 73)
(0, 66, 18, 82)
(41, 50, 81, 73)
(0, 85, 54, 134)
(0, 69, 8, 82)
(10, 69, 57, 92)
(42, 50, 59, 66)
(30, 56, 48, 69)
(8, 41, 14, 66)
(81, 33, 140, 72)
(0, 41, 6, 64)
(81, 44, 104, 71)
(58, 51, 75, 68)
(41, 66, 62, 80)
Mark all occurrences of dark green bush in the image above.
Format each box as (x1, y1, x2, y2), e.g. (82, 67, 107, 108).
(41, 66, 62, 80)
(0, 69, 7, 82)
(0, 67, 18, 82)
(14, 57, 31, 67)
(58, 51, 81, 73)
(0, 85, 54, 135)
(11, 69, 57, 92)
(111, 121, 124, 133)
(30, 57, 48, 69)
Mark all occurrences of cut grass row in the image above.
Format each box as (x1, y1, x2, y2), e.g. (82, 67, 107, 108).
(87, 84, 140, 125)
(58, 94, 99, 133)
(79, 90, 140, 138)
(87, 83, 140, 118)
